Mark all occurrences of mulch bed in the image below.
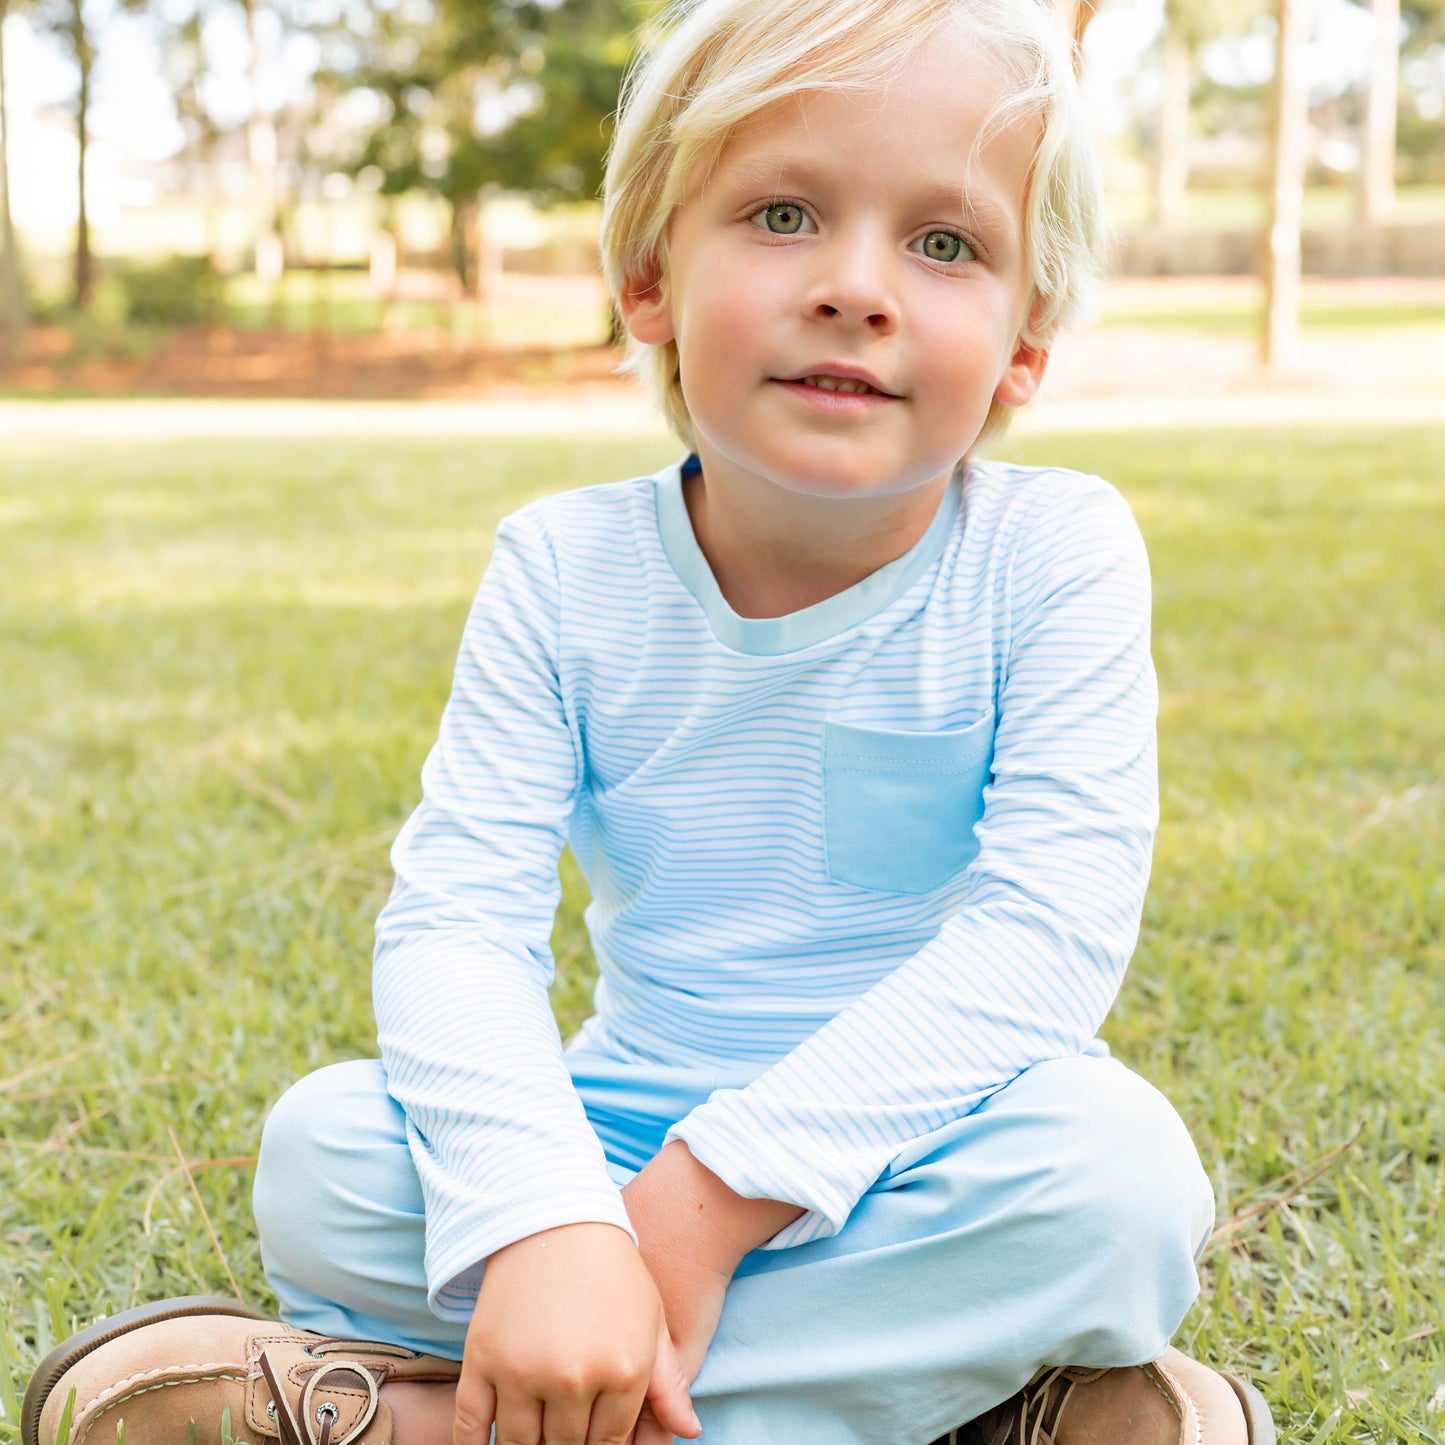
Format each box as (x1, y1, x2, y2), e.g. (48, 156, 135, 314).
(0, 325, 628, 400)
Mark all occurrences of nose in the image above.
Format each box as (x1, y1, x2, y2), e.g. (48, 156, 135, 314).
(803, 225, 898, 333)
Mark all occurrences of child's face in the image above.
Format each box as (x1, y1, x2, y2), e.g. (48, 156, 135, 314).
(622, 39, 1047, 507)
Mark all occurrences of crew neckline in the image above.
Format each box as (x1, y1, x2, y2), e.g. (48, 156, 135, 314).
(653, 456, 962, 656)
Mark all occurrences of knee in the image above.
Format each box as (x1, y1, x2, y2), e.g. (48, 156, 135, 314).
(1027, 1058, 1215, 1269)
(253, 1060, 408, 1261)
(257, 1059, 391, 1169)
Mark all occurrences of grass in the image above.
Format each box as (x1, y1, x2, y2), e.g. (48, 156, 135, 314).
(2, 423, 1443, 1443)
(217, 271, 612, 348)
(1104, 182, 1445, 233)
(1095, 295, 1445, 335)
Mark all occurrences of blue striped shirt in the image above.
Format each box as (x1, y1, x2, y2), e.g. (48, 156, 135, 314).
(373, 456, 1158, 1316)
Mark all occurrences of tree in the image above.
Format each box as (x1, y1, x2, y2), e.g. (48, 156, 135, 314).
(236, 0, 281, 271)
(1156, 0, 1195, 228)
(1359, 0, 1401, 220)
(330, 0, 525, 296)
(155, 0, 228, 264)
(1262, 0, 1311, 368)
(482, 0, 653, 204)
(338, 0, 649, 298)
(33, 0, 98, 307)
(1151, 0, 1269, 228)
(1397, 0, 1445, 179)
(29, 0, 144, 310)
(0, 0, 27, 357)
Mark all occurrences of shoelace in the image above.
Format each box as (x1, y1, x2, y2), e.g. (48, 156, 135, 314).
(972, 1366, 1111, 1445)
(255, 1340, 412, 1445)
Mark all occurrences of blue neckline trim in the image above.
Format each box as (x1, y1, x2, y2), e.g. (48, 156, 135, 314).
(654, 456, 961, 657)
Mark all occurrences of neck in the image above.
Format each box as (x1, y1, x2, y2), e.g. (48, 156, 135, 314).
(682, 463, 950, 620)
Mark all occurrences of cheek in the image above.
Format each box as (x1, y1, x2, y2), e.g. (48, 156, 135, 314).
(677, 263, 771, 373)
(921, 292, 1021, 380)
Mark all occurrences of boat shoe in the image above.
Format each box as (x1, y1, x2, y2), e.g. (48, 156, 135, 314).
(22, 1296, 463, 1445)
(932, 1347, 1277, 1445)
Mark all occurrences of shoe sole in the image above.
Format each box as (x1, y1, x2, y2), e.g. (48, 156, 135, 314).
(21, 1295, 271, 1445)
(1223, 1371, 1278, 1445)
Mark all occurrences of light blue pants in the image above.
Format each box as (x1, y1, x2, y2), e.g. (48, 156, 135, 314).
(252, 1047, 1214, 1445)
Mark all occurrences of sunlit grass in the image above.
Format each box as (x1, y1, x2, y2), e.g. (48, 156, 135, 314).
(1105, 182, 1445, 233)
(1096, 297, 1445, 334)
(219, 270, 613, 349)
(2, 424, 1442, 1443)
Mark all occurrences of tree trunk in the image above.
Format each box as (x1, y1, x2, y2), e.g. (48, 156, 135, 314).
(242, 0, 279, 265)
(1154, 21, 1190, 229)
(1262, 0, 1309, 369)
(72, 0, 92, 309)
(450, 195, 476, 298)
(474, 193, 503, 307)
(0, 0, 28, 360)
(1359, 0, 1399, 222)
(200, 134, 221, 268)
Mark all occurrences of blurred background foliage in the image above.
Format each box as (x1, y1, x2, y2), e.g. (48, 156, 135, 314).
(0, 0, 1441, 363)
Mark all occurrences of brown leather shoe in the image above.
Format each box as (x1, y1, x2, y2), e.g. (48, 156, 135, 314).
(22, 1297, 463, 1445)
(942, 1348, 1276, 1445)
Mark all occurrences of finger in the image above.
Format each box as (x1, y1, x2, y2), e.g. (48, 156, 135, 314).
(643, 1332, 701, 1441)
(630, 1402, 676, 1445)
(585, 1382, 649, 1445)
(539, 1392, 592, 1445)
(452, 1374, 497, 1445)
(494, 1389, 544, 1445)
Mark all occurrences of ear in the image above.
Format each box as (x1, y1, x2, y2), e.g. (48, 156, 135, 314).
(993, 335, 1049, 409)
(618, 263, 675, 346)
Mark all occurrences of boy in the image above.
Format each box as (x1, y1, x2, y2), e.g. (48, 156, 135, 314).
(24, 0, 1276, 1442)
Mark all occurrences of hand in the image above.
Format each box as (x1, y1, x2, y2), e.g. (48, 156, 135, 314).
(454, 1222, 701, 1445)
(622, 1143, 806, 1445)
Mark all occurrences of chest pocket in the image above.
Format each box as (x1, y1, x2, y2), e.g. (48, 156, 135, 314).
(822, 712, 995, 894)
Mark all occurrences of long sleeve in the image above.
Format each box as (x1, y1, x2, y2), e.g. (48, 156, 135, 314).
(668, 482, 1158, 1247)
(372, 509, 634, 1320)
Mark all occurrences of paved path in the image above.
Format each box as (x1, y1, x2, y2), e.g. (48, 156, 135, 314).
(0, 386, 1440, 440)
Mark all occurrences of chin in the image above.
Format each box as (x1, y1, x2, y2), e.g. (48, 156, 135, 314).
(718, 444, 900, 498)
(767, 457, 951, 503)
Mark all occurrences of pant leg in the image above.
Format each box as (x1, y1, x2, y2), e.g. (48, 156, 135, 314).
(690, 1053, 1215, 1445)
(253, 1059, 470, 1357)
(252, 1053, 1213, 1444)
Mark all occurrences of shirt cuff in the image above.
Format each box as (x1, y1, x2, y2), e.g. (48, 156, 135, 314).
(426, 1188, 638, 1320)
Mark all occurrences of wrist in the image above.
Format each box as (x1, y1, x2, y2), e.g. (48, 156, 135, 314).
(639, 1140, 805, 1263)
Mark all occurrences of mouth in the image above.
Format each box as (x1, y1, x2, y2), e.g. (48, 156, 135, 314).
(782, 368, 900, 399)
(798, 375, 886, 396)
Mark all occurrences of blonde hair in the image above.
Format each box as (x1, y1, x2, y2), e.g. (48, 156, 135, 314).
(600, 0, 1104, 454)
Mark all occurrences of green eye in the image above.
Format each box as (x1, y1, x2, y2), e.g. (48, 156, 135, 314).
(760, 203, 805, 234)
(921, 231, 970, 263)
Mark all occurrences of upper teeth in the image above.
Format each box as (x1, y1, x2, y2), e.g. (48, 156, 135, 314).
(803, 375, 878, 394)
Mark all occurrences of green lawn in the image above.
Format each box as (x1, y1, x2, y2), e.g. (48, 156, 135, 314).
(217, 271, 613, 347)
(1095, 295, 1445, 335)
(2, 425, 1442, 1442)
(1105, 182, 1445, 233)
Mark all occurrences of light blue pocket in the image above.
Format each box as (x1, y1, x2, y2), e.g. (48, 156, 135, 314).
(823, 712, 995, 894)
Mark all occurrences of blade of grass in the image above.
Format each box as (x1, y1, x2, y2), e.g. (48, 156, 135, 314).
(166, 1129, 244, 1303)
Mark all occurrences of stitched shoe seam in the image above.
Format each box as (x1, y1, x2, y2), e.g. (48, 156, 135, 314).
(76, 1371, 249, 1445)
(1145, 1365, 1187, 1424)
